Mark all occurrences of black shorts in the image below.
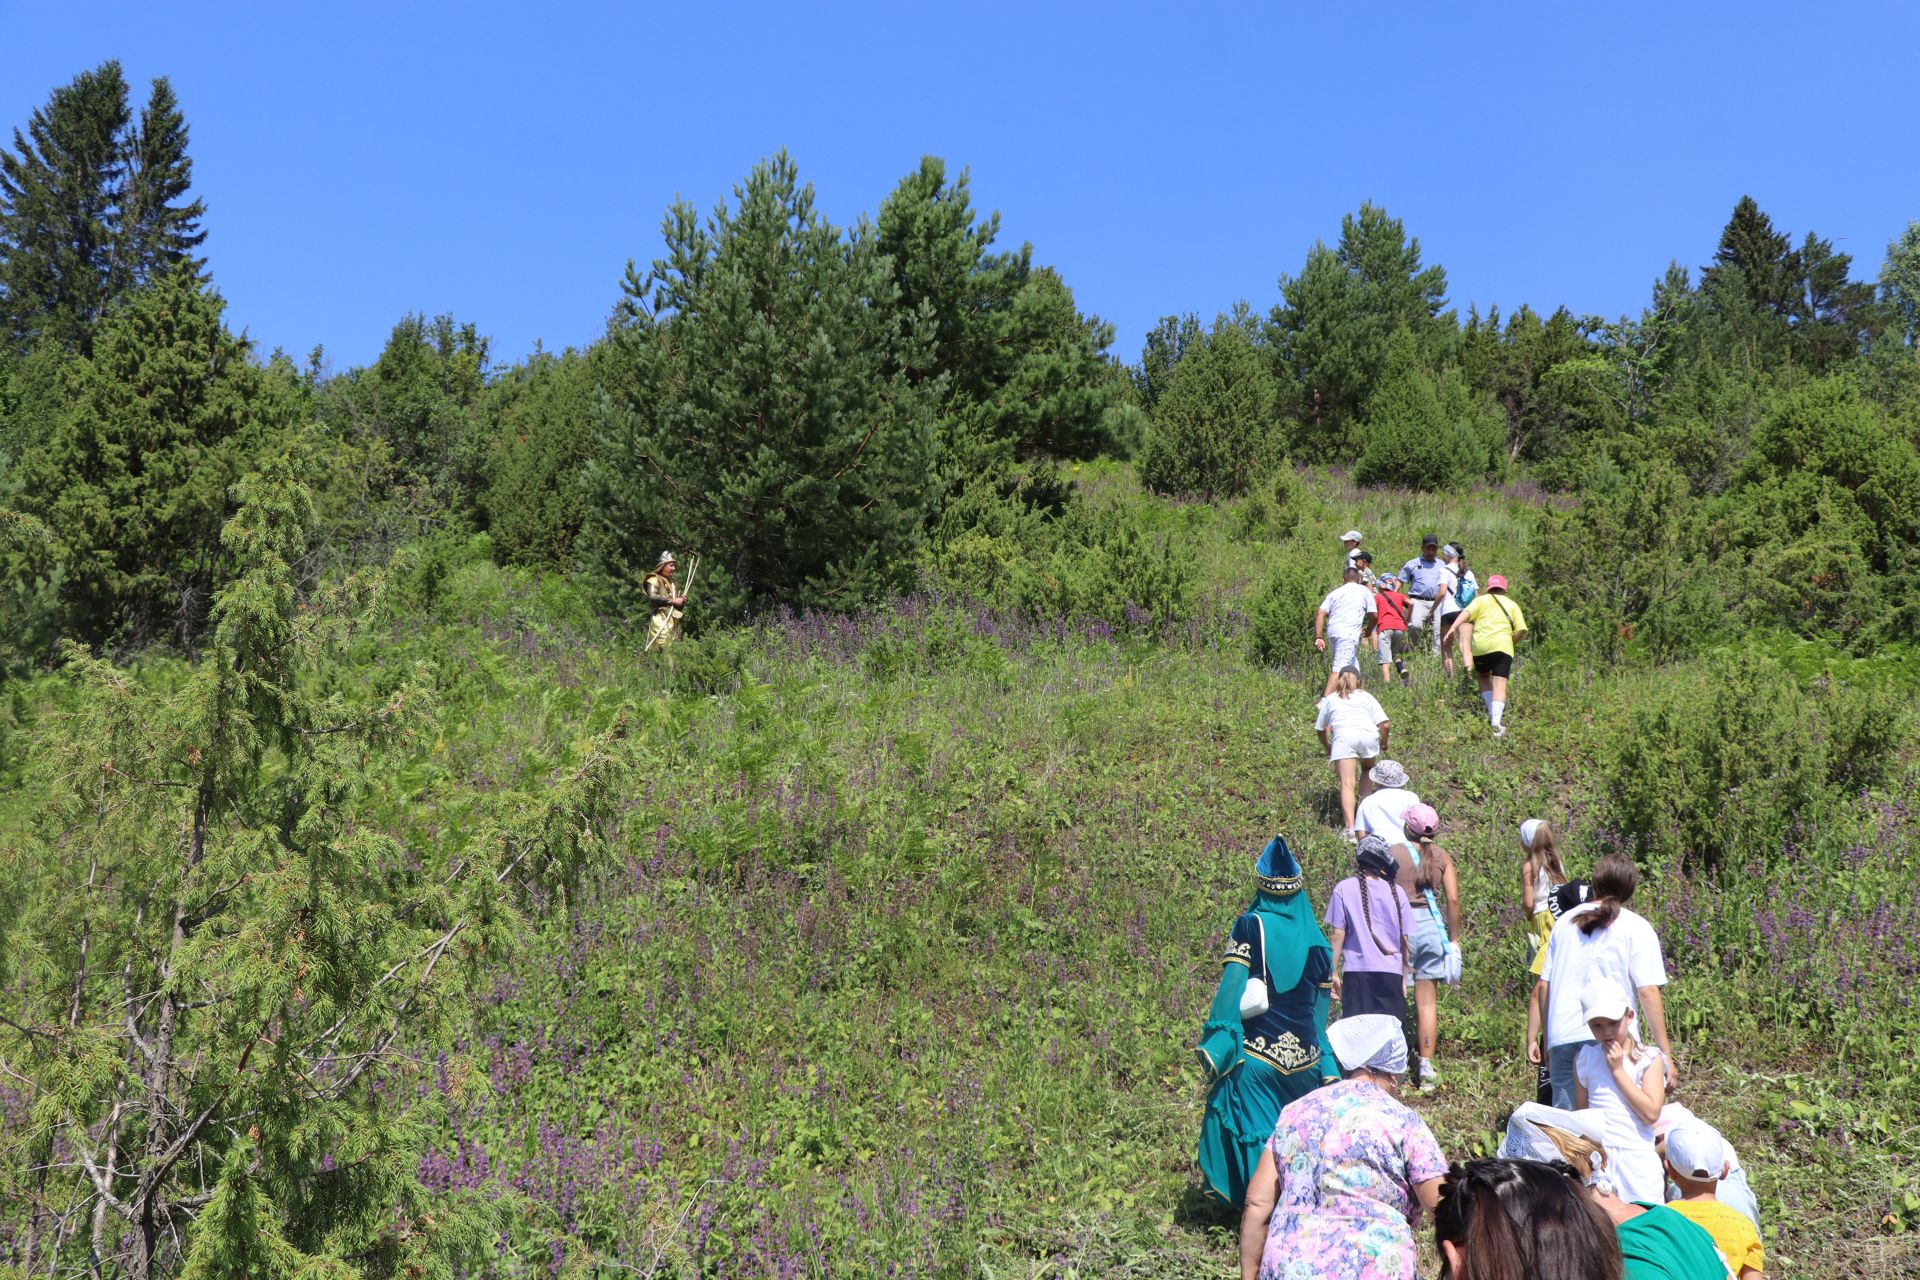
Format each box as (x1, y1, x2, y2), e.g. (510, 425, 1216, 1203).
(1473, 651, 1513, 678)
(1439, 611, 1462, 635)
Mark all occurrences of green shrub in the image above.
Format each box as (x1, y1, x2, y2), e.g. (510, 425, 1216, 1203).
(1601, 644, 1899, 874)
(1247, 553, 1326, 667)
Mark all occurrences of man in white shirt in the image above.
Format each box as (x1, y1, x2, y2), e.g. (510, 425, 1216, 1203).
(1314, 561, 1378, 694)
(1354, 759, 1420, 847)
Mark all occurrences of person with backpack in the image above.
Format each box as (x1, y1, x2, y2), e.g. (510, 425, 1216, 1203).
(1450, 574, 1528, 737)
(1393, 804, 1460, 1092)
(1437, 544, 1478, 677)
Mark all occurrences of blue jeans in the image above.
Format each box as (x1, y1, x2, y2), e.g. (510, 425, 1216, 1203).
(1549, 1039, 1597, 1110)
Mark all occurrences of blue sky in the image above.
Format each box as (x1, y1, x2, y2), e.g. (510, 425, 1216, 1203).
(4, 1, 1916, 372)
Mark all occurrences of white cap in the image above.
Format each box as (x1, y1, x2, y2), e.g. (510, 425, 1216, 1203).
(1328, 1013, 1407, 1075)
(1665, 1124, 1728, 1182)
(1581, 976, 1633, 1024)
(1339, 529, 1363, 543)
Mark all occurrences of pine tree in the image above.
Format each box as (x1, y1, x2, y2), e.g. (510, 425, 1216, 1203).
(584, 152, 942, 622)
(1791, 232, 1879, 371)
(873, 157, 1121, 474)
(1135, 312, 1202, 415)
(1267, 202, 1449, 450)
(0, 63, 206, 357)
(0, 461, 623, 1276)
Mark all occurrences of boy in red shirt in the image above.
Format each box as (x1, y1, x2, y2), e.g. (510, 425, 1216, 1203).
(1374, 575, 1411, 683)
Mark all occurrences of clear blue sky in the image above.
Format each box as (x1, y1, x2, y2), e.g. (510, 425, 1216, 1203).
(4, 1, 1916, 373)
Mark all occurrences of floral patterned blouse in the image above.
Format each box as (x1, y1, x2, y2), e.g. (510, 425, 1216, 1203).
(1259, 1078, 1447, 1280)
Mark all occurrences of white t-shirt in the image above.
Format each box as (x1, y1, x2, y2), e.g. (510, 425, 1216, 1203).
(1575, 1041, 1665, 1203)
(1318, 582, 1378, 641)
(1315, 691, 1389, 741)
(1541, 904, 1669, 1047)
(1355, 786, 1421, 848)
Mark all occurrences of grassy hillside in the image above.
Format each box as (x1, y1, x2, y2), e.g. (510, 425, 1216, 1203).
(5, 466, 1916, 1278)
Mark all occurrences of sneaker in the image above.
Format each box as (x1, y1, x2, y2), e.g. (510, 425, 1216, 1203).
(1492, 724, 1507, 738)
(1419, 1060, 1439, 1092)
(1342, 829, 1359, 845)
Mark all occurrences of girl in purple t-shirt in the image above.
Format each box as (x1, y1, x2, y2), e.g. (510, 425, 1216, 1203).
(1326, 836, 1415, 1021)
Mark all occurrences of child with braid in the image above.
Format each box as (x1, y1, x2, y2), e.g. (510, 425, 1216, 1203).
(1325, 835, 1415, 1021)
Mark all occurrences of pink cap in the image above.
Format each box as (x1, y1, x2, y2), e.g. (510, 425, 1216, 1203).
(1402, 803, 1440, 839)
(1487, 574, 1509, 591)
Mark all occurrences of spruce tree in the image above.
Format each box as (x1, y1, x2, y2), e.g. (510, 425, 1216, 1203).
(1700, 196, 1798, 319)
(585, 152, 941, 622)
(0, 62, 130, 354)
(111, 75, 207, 301)
(0, 63, 206, 357)
(1792, 232, 1878, 372)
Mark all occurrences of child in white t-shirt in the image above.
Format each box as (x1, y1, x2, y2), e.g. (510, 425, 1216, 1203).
(1573, 976, 1666, 1204)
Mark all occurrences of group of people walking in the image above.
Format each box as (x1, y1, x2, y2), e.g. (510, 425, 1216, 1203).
(1192, 528, 1760, 1279)
(1315, 530, 1526, 737)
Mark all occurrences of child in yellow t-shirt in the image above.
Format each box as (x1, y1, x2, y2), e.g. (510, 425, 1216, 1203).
(1663, 1123, 1763, 1278)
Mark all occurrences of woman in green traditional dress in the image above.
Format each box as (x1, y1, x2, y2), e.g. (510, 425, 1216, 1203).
(1195, 834, 1340, 1207)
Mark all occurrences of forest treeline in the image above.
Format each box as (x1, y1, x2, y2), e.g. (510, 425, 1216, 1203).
(3, 64, 1918, 668)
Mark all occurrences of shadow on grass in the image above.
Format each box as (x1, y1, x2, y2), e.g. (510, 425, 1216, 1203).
(1171, 1182, 1239, 1239)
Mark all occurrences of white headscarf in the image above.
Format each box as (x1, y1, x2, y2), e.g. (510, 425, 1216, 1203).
(1328, 1014, 1407, 1076)
(1519, 818, 1544, 852)
(1500, 1104, 1617, 1197)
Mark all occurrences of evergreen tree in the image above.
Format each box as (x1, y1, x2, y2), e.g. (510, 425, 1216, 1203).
(1352, 329, 1482, 491)
(1267, 202, 1449, 449)
(0, 63, 206, 357)
(0, 462, 621, 1277)
(873, 157, 1121, 472)
(1699, 195, 1799, 320)
(480, 344, 601, 569)
(1879, 220, 1920, 351)
(1791, 232, 1879, 372)
(0, 62, 129, 354)
(1134, 312, 1202, 415)
(584, 152, 941, 621)
(1137, 317, 1278, 498)
(11, 266, 298, 648)
(111, 75, 207, 302)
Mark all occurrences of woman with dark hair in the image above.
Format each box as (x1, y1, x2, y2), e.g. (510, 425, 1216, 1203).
(1525, 854, 1675, 1108)
(1326, 836, 1414, 1020)
(1432, 1157, 1623, 1280)
(1194, 835, 1340, 1207)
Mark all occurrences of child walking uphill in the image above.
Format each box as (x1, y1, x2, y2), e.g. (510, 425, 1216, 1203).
(1574, 977, 1667, 1206)
(1325, 836, 1414, 1023)
(1372, 575, 1411, 683)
